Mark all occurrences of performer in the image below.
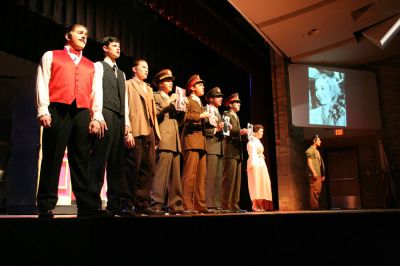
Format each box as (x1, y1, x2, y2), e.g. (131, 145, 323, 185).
(181, 75, 209, 214)
(36, 24, 102, 218)
(246, 124, 273, 211)
(222, 93, 248, 213)
(305, 134, 325, 210)
(123, 59, 163, 216)
(150, 69, 187, 215)
(88, 36, 131, 216)
(204, 87, 226, 214)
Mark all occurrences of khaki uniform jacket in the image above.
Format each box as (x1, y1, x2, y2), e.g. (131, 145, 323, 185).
(305, 146, 325, 176)
(181, 97, 207, 152)
(154, 91, 185, 152)
(204, 111, 224, 156)
(223, 110, 242, 160)
(126, 79, 161, 140)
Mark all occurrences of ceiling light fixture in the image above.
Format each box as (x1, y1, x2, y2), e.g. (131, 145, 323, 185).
(307, 28, 320, 36)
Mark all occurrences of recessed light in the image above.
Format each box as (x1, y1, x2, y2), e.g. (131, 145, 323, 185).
(307, 28, 320, 36)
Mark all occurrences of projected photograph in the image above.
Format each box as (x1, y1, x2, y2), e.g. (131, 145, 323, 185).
(308, 67, 346, 126)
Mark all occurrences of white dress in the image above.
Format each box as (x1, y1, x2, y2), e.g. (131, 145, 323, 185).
(246, 137, 272, 201)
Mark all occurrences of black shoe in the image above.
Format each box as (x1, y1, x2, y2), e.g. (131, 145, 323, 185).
(116, 208, 136, 217)
(38, 210, 54, 218)
(77, 209, 111, 218)
(139, 207, 165, 216)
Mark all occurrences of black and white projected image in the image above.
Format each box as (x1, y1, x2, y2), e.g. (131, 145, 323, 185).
(308, 67, 346, 126)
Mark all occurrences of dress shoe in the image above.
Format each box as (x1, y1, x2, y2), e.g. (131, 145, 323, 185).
(108, 208, 135, 217)
(139, 207, 165, 216)
(117, 208, 136, 217)
(184, 209, 198, 215)
(77, 209, 111, 218)
(230, 209, 247, 213)
(217, 209, 230, 213)
(169, 209, 191, 215)
(38, 210, 54, 218)
(199, 208, 219, 214)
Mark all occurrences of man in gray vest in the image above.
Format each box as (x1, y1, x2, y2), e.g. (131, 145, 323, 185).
(89, 36, 131, 216)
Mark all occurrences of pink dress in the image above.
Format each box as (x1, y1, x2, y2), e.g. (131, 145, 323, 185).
(246, 138, 272, 201)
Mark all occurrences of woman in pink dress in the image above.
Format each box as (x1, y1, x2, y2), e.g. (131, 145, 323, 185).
(246, 124, 273, 211)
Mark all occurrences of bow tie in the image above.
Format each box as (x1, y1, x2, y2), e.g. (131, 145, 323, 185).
(69, 48, 81, 56)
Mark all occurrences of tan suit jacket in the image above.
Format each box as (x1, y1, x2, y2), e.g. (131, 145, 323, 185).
(126, 79, 160, 140)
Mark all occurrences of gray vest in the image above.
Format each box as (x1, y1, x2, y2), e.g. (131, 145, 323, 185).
(101, 61, 125, 115)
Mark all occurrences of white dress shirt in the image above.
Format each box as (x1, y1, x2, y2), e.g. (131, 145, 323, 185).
(93, 57, 128, 123)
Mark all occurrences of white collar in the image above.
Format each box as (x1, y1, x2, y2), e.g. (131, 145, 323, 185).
(104, 57, 117, 69)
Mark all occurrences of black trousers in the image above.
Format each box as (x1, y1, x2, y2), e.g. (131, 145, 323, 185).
(89, 108, 125, 211)
(37, 102, 96, 212)
(122, 128, 156, 210)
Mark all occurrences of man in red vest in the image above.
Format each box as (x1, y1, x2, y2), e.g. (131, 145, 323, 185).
(36, 24, 103, 218)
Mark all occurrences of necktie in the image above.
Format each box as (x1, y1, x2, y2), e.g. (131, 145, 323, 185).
(112, 64, 117, 77)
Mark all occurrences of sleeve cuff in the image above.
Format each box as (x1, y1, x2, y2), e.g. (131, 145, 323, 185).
(92, 112, 104, 122)
(37, 106, 50, 117)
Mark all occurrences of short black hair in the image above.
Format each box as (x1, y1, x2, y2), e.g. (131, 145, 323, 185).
(102, 36, 120, 46)
(65, 24, 87, 36)
(132, 58, 147, 68)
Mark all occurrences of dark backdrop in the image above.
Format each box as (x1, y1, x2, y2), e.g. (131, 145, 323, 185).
(1, 0, 276, 212)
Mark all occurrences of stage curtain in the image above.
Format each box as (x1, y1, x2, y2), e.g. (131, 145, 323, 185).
(14, 0, 269, 74)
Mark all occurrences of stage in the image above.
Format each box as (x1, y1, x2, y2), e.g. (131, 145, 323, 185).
(1, 209, 400, 265)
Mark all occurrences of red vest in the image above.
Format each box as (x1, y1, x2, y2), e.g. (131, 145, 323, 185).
(49, 50, 95, 109)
